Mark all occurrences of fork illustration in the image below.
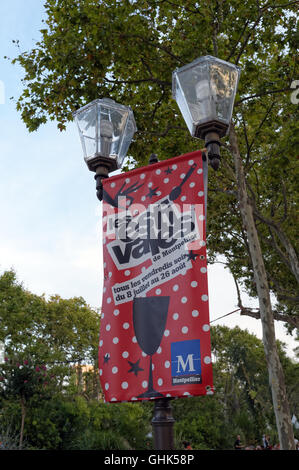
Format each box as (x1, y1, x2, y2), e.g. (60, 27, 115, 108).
(103, 181, 144, 208)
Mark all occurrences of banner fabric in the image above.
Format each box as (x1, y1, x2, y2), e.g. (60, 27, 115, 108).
(99, 150, 213, 402)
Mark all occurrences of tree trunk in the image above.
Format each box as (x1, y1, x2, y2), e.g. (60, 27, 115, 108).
(19, 396, 26, 449)
(229, 123, 295, 450)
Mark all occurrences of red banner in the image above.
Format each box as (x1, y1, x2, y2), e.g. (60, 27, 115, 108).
(99, 150, 213, 402)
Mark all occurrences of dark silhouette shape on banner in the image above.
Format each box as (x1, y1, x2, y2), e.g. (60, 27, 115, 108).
(169, 163, 196, 201)
(133, 296, 170, 398)
(103, 180, 144, 208)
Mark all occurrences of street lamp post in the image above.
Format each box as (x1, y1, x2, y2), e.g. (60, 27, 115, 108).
(172, 55, 240, 170)
(74, 57, 239, 449)
(151, 398, 175, 450)
(74, 98, 175, 450)
(148, 153, 175, 451)
(169, 55, 239, 450)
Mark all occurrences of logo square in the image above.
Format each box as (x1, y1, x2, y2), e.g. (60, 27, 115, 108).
(171, 339, 202, 386)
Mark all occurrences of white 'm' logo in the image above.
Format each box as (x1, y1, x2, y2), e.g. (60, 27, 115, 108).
(176, 354, 196, 373)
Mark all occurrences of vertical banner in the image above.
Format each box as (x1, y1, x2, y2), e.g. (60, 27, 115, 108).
(99, 150, 213, 402)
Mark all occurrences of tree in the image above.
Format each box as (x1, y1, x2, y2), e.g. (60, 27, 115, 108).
(0, 270, 101, 446)
(1, 277, 297, 451)
(174, 325, 299, 449)
(10, 0, 298, 448)
(0, 270, 100, 366)
(0, 270, 154, 450)
(0, 356, 55, 447)
(211, 325, 283, 441)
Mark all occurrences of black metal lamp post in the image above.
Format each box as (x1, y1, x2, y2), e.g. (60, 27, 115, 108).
(74, 98, 176, 450)
(149, 152, 175, 450)
(169, 56, 240, 450)
(73, 97, 137, 200)
(172, 55, 240, 170)
(73, 58, 239, 448)
(152, 398, 175, 450)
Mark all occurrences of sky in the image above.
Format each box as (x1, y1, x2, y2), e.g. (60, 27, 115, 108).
(0, 0, 297, 359)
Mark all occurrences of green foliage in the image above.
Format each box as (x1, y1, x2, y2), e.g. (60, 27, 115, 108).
(10, 0, 299, 330)
(173, 325, 299, 450)
(0, 270, 298, 450)
(211, 325, 273, 438)
(0, 357, 53, 401)
(174, 395, 229, 450)
(0, 269, 152, 450)
(0, 270, 100, 373)
(4, 0, 299, 447)
(0, 394, 152, 450)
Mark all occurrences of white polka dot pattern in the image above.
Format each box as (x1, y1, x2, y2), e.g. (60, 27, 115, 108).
(99, 150, 213, 402)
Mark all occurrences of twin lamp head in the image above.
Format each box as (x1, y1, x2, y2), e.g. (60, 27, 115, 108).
(73, 56, 240, 199)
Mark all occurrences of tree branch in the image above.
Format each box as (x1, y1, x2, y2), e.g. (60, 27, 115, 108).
(228, 265, 299, 328)
(235, 87, 291, 106)
(104, 76, 171, 87)
(251, 204, 299, 284)
(246, 101, 276, 164)
(226, 19, 250, 62)
(280, 178, 288, 223)
(130, 33, 186, 65)
(240, 307, 299, 329)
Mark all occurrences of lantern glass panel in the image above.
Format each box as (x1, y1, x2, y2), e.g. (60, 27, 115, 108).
(173, 56, 240, 137)
(74, 98, 137, 170)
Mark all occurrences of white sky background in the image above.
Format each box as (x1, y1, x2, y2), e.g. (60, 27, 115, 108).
(0, 1, 297, 359)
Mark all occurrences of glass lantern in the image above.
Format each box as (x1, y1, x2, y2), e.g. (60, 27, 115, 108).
(172, 56, 240, 139)
(73, 98, 137, 173)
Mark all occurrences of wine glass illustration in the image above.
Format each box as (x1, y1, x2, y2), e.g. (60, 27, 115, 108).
(133, 296, 170, 398)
